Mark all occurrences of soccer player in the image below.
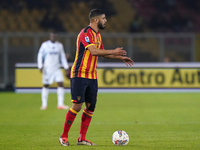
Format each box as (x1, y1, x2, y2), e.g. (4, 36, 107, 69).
(59, 9, 134, 146)
(37, 32, 70, 110)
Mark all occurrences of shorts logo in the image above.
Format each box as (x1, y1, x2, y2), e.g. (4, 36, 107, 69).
(77, 96, 81, 101)
(85, 36, 90, 42)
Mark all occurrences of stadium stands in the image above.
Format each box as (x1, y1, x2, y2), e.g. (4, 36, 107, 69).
(129, 0, 198, 32)
(0, 0, 195, 61)
(1, 0, 199, 33)
(0, 0, 119, 33)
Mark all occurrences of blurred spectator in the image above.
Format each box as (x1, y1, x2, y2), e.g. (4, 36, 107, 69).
(129, 12, 144, 32)
(153, 0, 170, 13)
(66, 53, 74, 62)
(25, 0, 70, 11)
(130, 0, 198, 32)
(0, 0, 25, 12)
(149, 13, 169, 32)
(40, 11, 66, 32)
(182, 0, 199, 11)
(57, 0, 71, 11)
(164, 56, 171, 62)
(88, 0, 116, 17)
(26, 0, 47, 10)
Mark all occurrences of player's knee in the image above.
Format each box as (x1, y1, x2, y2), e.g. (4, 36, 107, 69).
(71, 103, 83, 112)
(88, 103, 96, 112)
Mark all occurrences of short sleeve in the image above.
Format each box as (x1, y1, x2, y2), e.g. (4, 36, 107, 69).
(80, 30, 95, 49)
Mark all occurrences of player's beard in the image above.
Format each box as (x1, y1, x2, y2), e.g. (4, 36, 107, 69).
(98, 21, 105, 30)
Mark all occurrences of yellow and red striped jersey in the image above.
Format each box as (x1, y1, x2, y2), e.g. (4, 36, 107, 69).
(70, 26, 104, 79)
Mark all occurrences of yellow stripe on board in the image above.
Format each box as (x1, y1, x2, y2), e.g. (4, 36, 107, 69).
(16, 66, 200, 88)
(16, 69, 70, 88)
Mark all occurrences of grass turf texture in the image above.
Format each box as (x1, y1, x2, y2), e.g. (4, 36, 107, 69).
(0, 92, 200, 150)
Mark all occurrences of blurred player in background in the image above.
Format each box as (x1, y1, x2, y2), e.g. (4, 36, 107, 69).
(59, 9, 134, 146)
(37, 32, 70, 110)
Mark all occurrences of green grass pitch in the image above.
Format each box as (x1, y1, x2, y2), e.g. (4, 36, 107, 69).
(0, 92, 200, 150)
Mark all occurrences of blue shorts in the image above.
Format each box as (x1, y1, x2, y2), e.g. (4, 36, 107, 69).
(70, 77, 98, 104)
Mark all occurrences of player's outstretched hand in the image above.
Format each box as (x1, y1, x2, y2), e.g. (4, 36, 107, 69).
(113, 47, 127, 56)
(120, 57, 134, 66)
(65, 66, 71, 79)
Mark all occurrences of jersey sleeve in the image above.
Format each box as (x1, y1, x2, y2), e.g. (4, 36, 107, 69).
(60, 44, 69, 70)
(37, 43, 45, 69)
(80, 30, 95, 49)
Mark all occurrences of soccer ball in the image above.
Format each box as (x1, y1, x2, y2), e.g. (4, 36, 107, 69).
(112, 130, 129, 145)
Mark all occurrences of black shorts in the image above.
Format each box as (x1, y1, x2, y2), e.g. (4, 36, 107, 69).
(70, 77, 98, 104)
